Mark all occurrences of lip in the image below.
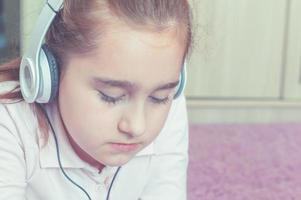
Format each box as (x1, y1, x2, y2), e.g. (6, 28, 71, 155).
(109, 142, 140, 152)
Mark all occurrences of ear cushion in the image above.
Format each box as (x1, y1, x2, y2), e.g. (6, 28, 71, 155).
(173, 66, 186, 99)
(41, 44, 60, 102)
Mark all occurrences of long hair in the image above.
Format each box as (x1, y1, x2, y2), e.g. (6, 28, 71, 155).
(0, 0, 193, 139)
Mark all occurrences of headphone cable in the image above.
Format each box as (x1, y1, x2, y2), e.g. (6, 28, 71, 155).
(39, 103, 92, 200)
(106, 166, 121, 200)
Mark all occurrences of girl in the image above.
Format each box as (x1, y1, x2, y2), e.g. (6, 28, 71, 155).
(0, 0, 192, 199)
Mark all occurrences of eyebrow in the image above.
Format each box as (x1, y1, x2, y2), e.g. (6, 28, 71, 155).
(92, 77, 179, 91)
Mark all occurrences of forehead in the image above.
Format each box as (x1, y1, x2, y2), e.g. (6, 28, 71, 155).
(93, 27, 184, 67)
(67, 26, 185, 90)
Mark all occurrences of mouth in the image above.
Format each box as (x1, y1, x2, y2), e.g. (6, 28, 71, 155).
(109, 142, 140, 152)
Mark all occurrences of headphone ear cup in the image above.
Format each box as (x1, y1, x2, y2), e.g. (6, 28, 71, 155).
(173, 63, 187, 99)
(38, 44, 59, 103)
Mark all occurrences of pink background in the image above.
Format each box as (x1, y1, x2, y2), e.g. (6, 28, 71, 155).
(188, 123, 301, 200)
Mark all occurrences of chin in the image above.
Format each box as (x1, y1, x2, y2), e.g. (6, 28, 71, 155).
(101, 154, 133, 167)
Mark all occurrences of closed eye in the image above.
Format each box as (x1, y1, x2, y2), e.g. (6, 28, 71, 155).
(149, 96, 170, 104)
(98, 91, 171, 105)
(98, 91, 125, 105)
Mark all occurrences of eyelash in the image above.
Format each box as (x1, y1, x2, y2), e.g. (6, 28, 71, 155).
(149, 96, 170, 105)
(98, 91, 170, 105)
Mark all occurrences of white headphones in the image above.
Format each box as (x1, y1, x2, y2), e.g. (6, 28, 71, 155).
(19, 0, 186, 103)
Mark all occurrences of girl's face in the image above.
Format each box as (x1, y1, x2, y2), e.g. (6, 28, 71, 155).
(58, 26, 185, 168)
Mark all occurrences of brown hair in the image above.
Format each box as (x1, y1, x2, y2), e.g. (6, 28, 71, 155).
(0, 0, 193, 139)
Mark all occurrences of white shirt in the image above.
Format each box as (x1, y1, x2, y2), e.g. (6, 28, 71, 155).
(0, 94, 188, 200)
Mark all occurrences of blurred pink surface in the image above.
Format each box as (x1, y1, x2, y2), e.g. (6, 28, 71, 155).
(187, 123, 301, 200)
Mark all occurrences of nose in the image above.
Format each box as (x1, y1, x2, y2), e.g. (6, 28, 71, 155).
(118, 102, 146, 137)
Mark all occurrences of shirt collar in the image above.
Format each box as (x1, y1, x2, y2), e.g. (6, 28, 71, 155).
(38, 100, 154, 170)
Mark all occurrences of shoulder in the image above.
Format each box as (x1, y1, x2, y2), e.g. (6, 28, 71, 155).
(0, 101, 40, 189)
(0, 101, 40, 147)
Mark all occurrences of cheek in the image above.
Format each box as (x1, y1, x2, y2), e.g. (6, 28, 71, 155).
(146, 104, 172, 140)
(58, 77, 115, 148)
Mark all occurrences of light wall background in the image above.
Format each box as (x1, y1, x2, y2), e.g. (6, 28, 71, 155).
(0, 0, 20, 62)
(186, 0, 301, 123)
(20, 0, 43, 54)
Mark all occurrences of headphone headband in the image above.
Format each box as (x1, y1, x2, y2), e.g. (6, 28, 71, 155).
(47, 0, 64, 11)
(20, 0, 63, 103)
